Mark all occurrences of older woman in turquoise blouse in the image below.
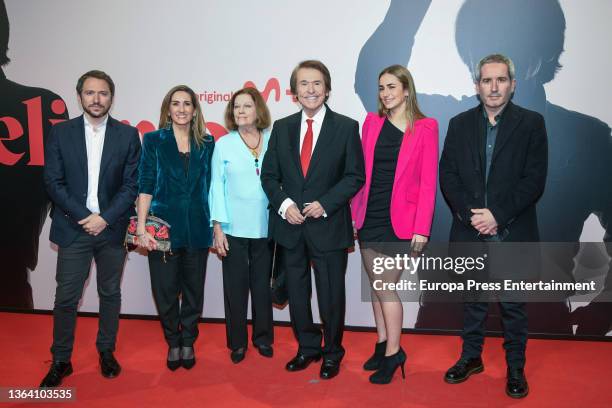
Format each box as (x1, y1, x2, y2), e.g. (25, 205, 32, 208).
(209, 87, 273, 364)
(137, 85, 214, 371)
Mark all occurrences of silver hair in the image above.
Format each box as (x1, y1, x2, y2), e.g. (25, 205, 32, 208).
(474, 54, 516, 82)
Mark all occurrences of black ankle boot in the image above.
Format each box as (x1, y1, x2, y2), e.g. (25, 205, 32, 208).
(369, 347, 406, 384)
(363, 340, 387, 371)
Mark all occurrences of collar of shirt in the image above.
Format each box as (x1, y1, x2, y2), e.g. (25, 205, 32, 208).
(482, 104, 505, 128)
(84, 114, 109, 133)
(299, 105, 327, 151)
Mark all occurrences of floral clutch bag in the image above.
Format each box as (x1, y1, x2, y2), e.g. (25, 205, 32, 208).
(124, 215, 171, 252)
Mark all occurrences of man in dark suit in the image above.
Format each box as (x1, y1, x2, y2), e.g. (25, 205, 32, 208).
(439, 54, 548, 398)
(261, 60, 365, 379)
(39, 70, 141, 387)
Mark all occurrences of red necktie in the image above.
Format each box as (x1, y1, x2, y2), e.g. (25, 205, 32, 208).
(300, 119, 313, 176)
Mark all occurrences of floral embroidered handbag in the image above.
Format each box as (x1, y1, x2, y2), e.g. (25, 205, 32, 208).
(124, 215, 171, 252)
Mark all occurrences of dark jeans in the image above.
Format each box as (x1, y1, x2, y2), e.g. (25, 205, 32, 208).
(51, 232, 126, 362)
(222, 235, 273, 351)
(148, 248, 208, 348)
(283, 234, 347, 362)
(461, 301, 528, 369)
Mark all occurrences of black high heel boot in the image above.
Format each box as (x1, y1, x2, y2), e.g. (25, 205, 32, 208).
(369, 347, 406, 384)
(363, 340, 387, 371)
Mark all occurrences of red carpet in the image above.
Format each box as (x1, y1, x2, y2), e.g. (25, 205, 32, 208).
(0, 312, 610, 407)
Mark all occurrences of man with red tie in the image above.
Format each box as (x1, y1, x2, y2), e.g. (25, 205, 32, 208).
(261, 60, 365, 379)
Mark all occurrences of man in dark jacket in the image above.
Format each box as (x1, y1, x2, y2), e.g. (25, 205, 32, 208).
(261, 60, 365, 379)
(439, 54, 548, 398)
(40, 70, 141, 387)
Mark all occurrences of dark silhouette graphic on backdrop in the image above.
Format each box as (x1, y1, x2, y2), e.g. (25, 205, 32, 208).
(0, 0, 69, 309)
(355, 0, 611, 336)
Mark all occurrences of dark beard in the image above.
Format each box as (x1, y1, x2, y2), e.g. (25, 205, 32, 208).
(82, 104, 110, 118)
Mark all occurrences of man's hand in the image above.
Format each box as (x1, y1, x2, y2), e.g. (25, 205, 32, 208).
(78, 213, 108, 236)
(302, 201, 325, 219)
(470, 208, 498, 235)
(286, 204, 305, 225)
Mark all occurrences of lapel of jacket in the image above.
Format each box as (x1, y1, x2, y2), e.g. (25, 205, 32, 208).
(98, 116, 118, 181)
(287, 112, 304, 178)
(364, 115, 385, 186)
(187, 136, 203, 191)
(470, 106, 485, 183)
(491, 102, 522, 163)
(393, 119, 421, 183)
(159, 128, 188, 184)
(73, 115, 88, 181)
(305, 106, 335, 182)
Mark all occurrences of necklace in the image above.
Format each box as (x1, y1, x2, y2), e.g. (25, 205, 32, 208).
(238, 130, 262, 175)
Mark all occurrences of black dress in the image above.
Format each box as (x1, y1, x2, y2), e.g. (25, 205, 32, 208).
(358, 119, 410, 253)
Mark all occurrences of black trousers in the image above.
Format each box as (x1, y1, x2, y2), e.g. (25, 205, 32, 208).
(222, 235, 273, 350)
(282, 233, 347, 362)
(148, 248, 208, 348)
(461, 301, 528, 369)
(51, 232, 126, 362)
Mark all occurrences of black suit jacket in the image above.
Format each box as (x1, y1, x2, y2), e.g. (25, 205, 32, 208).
(261, 106, 365, 251)
(44, 115, 141, 247)
(439, 102, 548, 242)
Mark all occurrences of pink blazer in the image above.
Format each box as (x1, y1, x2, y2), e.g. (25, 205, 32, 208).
(351, 113, 439, 239)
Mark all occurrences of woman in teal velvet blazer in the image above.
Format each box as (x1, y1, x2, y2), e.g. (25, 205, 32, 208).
(136, 85, 214, 371)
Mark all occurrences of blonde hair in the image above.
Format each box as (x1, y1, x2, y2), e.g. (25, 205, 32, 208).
(159, 85, 207, 146)
(377, 65, 425, 130)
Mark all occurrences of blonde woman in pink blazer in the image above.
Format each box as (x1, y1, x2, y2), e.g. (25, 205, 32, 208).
(351, 65, 438, 384)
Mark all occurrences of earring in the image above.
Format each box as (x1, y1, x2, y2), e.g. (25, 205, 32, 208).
(165, 115, 172, 130)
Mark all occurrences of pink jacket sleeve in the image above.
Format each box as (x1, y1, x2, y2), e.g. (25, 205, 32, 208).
(413, 118, 439, 236)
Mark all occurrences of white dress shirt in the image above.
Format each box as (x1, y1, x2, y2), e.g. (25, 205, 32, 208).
(84, 114, 108, 214)
(279, 105, 327, 218)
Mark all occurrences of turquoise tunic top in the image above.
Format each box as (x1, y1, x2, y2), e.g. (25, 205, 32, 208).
(208, 130, 270, 238)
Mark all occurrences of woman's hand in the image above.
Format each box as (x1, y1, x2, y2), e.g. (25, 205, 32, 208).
(410, 233, 428, 254)
(213, 224, 229, 256)
(137, 230, 158, 251)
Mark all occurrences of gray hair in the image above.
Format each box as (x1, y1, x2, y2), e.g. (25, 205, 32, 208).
(474, 54, 515, 83)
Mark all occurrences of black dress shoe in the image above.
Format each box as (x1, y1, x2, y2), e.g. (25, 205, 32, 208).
(231, 348, 246, 364)
(285, 353, 321, 371)
(444, 357, 484, 384)
(363, 340, 387, 371)
(369, 347, 406, 384)
(39, 361, 73, 388)
(256, 344, 273, 358)
(99, 351, 121, 378)
(506, 368, 529, 398)
(320, 360, 340, 380)
(181, 346, 196, 369)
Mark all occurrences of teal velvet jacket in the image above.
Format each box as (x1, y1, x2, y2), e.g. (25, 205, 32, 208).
(139, 128, 215, 250)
